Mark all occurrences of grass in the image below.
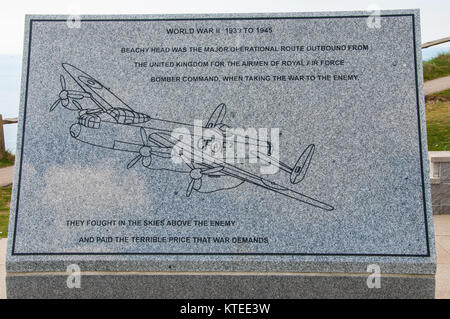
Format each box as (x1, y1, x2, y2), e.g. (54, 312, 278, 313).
(0, 150, 15, 168)
(0, 186, 11, 238)
(0, 150, 13, 237)
(0, 214, 8, 238)
(426, 97, 450, 151)
(427, 88, 450, 101)
(423, 53, 450, 81)
(423, 54, 450, 151)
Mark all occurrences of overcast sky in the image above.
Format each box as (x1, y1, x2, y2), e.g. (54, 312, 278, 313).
(0, 0, 449, 55)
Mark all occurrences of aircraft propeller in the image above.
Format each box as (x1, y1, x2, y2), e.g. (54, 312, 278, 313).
(180, 156, 224, 196)
(49, 75, 89, 111)
(127, 128, 171, 169)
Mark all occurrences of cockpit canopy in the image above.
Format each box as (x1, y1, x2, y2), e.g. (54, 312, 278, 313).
(106, 108, 151, 124)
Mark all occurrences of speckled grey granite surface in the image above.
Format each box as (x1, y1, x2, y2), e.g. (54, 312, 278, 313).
(6, 273, 434, 299)
(6, 10, 435, 298)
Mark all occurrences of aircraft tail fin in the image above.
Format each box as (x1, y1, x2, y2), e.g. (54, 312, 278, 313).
(205, 103, 226, 128)
(290, 144, 315, 184)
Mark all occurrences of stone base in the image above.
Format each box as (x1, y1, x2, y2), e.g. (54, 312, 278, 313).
(6, 272, 435, 299)
(432, 182, 450, 214)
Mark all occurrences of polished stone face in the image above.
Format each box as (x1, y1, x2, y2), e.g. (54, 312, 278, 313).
(7, 10, 435, 274)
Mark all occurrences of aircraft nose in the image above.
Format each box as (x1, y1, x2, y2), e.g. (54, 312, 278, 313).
(62, 63, 74, 73)
(61, 63, 85, 78)
(70, 123, 81, 138)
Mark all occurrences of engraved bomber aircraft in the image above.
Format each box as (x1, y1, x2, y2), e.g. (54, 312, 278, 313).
(49, 63, 334, 211)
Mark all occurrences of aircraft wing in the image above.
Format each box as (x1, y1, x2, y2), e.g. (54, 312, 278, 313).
(154, 133, 334, 211)
(112, 128, 173, 156)
(62, 63, 134, 112)
(213, 161, 333, 211)
(148, 132, 178, 149)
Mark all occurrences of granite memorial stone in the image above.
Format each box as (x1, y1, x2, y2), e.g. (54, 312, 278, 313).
(6, 10, 435, 298)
